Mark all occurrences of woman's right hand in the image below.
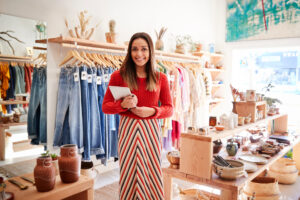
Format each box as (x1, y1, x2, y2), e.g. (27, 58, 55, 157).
(121, 95, 137, 109)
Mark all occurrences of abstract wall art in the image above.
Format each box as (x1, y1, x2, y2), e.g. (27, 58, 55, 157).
(226, 0, 300, 42)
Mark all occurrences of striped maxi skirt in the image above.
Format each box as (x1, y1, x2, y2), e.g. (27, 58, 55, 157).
(118, 116, 164, 200)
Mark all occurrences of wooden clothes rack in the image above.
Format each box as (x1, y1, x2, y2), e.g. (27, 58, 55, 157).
(36, 36, 202, 63)
(0, 54, 33, 62)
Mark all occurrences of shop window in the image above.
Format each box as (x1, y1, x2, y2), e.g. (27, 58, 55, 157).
(232, 47, 300, 132)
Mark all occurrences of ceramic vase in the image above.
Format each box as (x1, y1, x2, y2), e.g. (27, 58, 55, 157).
(226, 142, 238, 156)
(34, 156, 56, 192)
(155, 40, 164, 50)
(58, 144, 81, 183)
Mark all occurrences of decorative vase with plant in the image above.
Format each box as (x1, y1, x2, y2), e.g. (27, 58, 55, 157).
(261, 81, 282, 114)
(155, 27, 167, 50)
(105, 19, 116, 43)
(41, 150, 59, 175)
(65, 10, 99, 40)
(175, 35, 193, 54)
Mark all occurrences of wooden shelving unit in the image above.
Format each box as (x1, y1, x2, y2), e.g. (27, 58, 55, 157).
(37, 36, 201, 62)
(0, 100, 29, 105)
(0, 54, 32, 61)
(162, 113, 300, 200)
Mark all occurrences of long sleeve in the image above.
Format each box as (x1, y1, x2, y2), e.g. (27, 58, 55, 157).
(152, 73, 174, 119)
(102, 71, 128, 114)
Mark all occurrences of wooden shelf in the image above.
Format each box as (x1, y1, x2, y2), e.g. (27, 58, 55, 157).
(155, 50, 200, 61)
(192, 51, 224, 58)
(36, 36, 127, 50)
(212, 84, 224, 88)
(210, 98, 226, 104)
(182, 113, 287, 141)
(33, 46, 47, 51)
(40, 36, 201, 61)
(0, 54, 32, 61)
(0, 100, 29, 105)
(0, 122, 27, 128)
(206, 68, 225, 72)
(163, 136, 300, 199)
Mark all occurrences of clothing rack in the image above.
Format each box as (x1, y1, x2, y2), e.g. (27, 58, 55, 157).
(37, 36, 202, 63)
(0, 54, 33, 62)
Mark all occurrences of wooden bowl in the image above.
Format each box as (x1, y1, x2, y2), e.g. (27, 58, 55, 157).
(213, 160, 245, 180)
(215, 125, 224, 131)
(167, 151, 180, 169)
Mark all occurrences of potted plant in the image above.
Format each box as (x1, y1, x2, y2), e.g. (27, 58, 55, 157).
(175, 35, 192, 54)
(261, 81, 282, 114)
(105, 19, 116, 43)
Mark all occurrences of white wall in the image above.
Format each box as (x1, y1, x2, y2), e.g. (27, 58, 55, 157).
(0, 0, 218, 150)
(0, 14, 37, 56)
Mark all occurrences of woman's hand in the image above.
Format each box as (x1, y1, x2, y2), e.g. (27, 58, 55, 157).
(130, 107, 156, 118)
(121, 95, 138, 109)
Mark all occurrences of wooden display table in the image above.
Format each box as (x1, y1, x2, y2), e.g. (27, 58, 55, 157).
(4, 173, 94, 200)
(163, 113, 300, 200)
(163, 136, 300, 200)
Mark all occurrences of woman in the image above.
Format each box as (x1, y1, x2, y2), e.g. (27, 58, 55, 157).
(102, 32, 173, 200)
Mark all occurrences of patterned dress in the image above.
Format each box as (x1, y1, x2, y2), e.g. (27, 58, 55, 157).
(102, 70, 173, 200)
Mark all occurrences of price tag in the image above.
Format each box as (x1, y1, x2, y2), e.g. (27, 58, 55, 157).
(103, 74, 109, 82)
(87, 75, 92, 83)
(170, 75, 175, 82)
(74, 72, 79, 82)
(167, 74, 171, 81)
(97, 76, 102, 85)
(81, 71, 87, 80)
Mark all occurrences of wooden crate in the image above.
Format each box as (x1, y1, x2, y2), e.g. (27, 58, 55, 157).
(233, 101, 266, 122)
(179, 134, 212, 179)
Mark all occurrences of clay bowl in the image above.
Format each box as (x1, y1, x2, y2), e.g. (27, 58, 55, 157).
(167, 151, 180, 169)
(213, 160, 245, 180)
(215, 125, 225, 131)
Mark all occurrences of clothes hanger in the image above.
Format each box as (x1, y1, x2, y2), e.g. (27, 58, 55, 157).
(59, 50, 88, 66)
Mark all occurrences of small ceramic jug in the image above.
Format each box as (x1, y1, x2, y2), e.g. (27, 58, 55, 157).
(226, 142, 238, 156)
(34, 156, 56, 192)
(58, 144, 81, 183)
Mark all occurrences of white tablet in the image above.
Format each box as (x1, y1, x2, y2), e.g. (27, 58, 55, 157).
(109, 86, 132, 100)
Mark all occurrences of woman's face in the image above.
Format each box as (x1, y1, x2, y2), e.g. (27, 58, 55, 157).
(131, 38, 150, 69)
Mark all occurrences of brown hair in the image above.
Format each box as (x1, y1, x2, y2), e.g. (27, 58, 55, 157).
(120, 32, 158, 91)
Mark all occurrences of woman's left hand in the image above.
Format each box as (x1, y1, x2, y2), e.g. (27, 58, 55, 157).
(130, 107, 156, 118)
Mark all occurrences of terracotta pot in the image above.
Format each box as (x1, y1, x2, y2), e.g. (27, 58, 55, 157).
(155, 40, 164, 50)
(242, 177, 280, 200)
(58, 144, 81, 183)
(34, 156, 56, 192)
(105, 32, 116, 44)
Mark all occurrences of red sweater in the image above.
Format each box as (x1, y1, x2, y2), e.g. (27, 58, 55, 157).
(102, 70, 173, 119)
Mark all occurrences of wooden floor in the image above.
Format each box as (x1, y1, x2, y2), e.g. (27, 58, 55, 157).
(94, 182, 119, 200)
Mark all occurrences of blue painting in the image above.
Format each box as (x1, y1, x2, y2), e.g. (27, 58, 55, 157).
(226, 0, 300, 42)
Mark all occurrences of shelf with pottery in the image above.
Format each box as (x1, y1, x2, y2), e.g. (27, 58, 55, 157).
(162, 113, 299, 200)
(163, 135, 300, 200)
(183, 113, 287, 141)
(36, 36, 202, 61)
(3, 173, 94, 200)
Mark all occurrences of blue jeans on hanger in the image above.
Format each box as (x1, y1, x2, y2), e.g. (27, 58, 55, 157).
(27, 67, 47, 145)
(88, 67, 104, 155)
(80, 66, 91, 160)
(53, 66, 83, 152)
(96, 68, 106, 155)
